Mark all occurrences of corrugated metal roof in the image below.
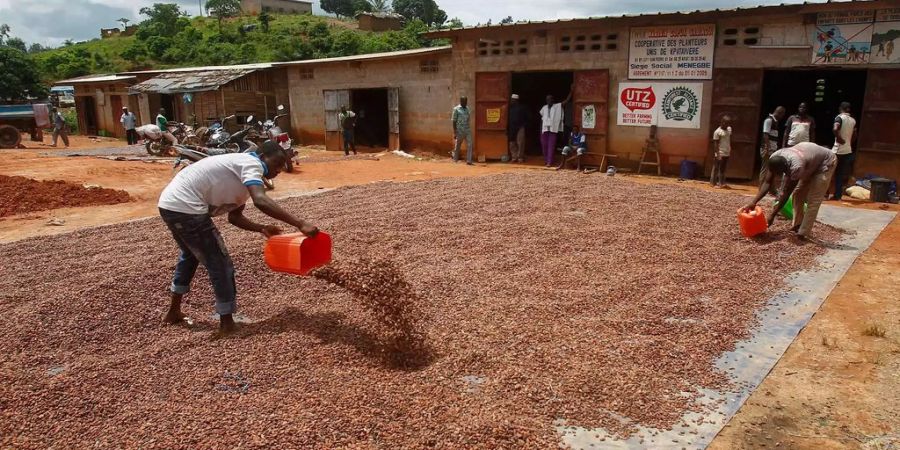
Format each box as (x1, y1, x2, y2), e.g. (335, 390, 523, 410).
(423, 0, 871, 37)
(274, 46, 452, 66)
(120, 62, 274, 75)
(55, 74, 137, 84)
(128, 69, 257, 94)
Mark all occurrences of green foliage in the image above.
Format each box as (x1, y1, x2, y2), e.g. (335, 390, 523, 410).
(258, 11, 271, 32)
(61, 108, 79, 134)
(138, 3, 188, 37)
(321, 0, 364, 18)
(32, 12, 446, 82)
(368, 0, 390, 13)
(206, 0, 241, 30)
(0, 46, 48, 101)
(5, 37, 26, 52)
(392, 0, 446, 26)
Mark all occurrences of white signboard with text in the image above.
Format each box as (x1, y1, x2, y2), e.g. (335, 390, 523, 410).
(617, 82, 704, 129)
(629, 24, 716, 80)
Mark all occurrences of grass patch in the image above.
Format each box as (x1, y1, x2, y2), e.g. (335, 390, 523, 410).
(862, 324, 887, 338)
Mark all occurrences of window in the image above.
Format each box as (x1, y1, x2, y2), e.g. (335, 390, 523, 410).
(476, 36, 529, 57)
(721, 25, 761, 46)
(560, 32, 617, 52)
(420, 59, 439, 73)
(299, 67, 314, 80)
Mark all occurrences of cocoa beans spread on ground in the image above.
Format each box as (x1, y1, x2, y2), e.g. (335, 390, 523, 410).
(0, 172, 842, 448)
(0, 175, 131, 217)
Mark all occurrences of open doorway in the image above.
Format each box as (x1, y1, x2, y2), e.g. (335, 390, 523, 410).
(159, 94, 177, 121)
(351, 88, 389, 148)
(82, 96, 98, 135)
(510, 71, 574, 156)
(760, 69, 866, 145)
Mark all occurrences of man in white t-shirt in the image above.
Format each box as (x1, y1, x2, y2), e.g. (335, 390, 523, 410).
(831, 102, 857, 200)
(158, 142, 319, 334)
(710, 115, 733, 188)
(538, 86, 573, 167)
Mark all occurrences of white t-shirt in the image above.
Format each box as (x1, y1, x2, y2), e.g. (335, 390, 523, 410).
(713, 126, 732, 156)
(158, 153, 267, 216)
(832, 113, 856, 155)
(539, 103, 564, 133)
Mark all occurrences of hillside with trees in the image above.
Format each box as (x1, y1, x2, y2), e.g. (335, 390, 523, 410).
(1, 0, 456, 88)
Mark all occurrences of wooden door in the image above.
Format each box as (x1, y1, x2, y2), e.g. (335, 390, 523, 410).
(323, 89, 350, 151)
(708, 69, 763, 179)
(573, 70, 609, 163)
(388, 87, 400, 151)
(110, 95, 123, 138)
(857, 69, 900, 180)
(474, 72, 510, 160)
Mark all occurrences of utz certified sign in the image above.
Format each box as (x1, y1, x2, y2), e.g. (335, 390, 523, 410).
(629, 24, 715, 79)
(617, 82, 703, 129)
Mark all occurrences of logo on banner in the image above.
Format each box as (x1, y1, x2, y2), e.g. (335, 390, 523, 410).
(620, 87, 656, 112)
(661, 86, 699, 122)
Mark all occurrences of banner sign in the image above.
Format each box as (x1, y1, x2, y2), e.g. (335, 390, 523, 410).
(617, 82, 704, 129)
(811, 22, 874, 64)
(872, 21, 900, 63)
(877, 8, 900, 22)
(628, 24, 715, 80)
(817, 10, 874, 25)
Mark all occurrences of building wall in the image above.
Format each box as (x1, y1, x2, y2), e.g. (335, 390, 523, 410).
(72, 82, 132, 138)
(241, 0, 312, 15)
(286, 53, 453, 151)
(446, 2, 900, 178)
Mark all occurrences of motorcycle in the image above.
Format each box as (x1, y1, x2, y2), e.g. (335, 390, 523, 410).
(251, 105, 295, 172)
(204, 115, 236, 148)
(145, 122, 186, 157)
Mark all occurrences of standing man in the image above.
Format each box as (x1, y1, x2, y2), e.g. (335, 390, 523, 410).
(759, 106, 786, 195)
(338, 105, 357, 156)
(50, 107, 69, 148)
(155, 108, 177, 145)
(539, 87, 573, 167)
(507, 94, 527, 163)
(831, 102, 857, 200)
(158, 141, 319, 334)
(451, 96, 473, 165)
(782, 102, 816, 149)
(710, 115, 733, 188)
(121, 107, 137, 145)
(744, 142, 836, 239)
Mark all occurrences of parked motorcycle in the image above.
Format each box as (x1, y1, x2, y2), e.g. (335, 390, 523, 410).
(204, 115, 236, 148)
(145, 122, 186, 157)
(251, 105, 295, 172)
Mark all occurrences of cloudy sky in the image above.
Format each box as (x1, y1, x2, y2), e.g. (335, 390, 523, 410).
(2, 0, 814, 46)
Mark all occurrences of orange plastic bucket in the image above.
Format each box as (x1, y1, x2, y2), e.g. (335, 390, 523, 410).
(737, 206, 767, 238)
(263, 232, 332, 276)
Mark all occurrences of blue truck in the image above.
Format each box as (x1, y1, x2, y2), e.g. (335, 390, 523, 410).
(0, 104, 49, 148)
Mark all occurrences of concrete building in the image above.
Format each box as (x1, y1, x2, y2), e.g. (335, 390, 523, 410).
(276, 46, 452, 152)
(357, 12, 404, 32)
(425, 0, 900, 180)
(240, 0, 312, 15)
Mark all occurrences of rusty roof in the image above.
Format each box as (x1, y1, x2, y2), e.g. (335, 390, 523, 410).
(274, 46, 451, 66)
(128, 69, 257, 94)
(56, 74, 137, 84)
(423, 0, 879, 37)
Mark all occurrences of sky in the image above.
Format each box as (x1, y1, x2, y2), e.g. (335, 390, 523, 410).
(1, 0, 816, 47)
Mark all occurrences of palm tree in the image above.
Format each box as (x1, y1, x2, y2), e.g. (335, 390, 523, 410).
(368, 0, 390, 13)
(117, 18, 130, 29)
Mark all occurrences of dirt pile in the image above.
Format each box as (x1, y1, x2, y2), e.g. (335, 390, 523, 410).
(0, 172, 844, 448)
(0, 175, 131, 217)
(311, 258, 429, 368)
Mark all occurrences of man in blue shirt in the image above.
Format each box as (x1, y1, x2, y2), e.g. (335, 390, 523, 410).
(557, 125, 587, 171)
(451, 96, 474, 165)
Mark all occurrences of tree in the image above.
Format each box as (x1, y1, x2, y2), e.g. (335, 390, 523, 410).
(500, 16, 513, 24)
(368, 0, 390, 13)
(118, 17, 131, 29)
(5, 37, 27, 53)
(392, 0, 446, 27)
(320, 0, 358, 18)
(28, 43, 46, 54)
(138, 3, 187, 37)
(0, 24, 9, 44)
(445, 17, 463, 29)
(205, 0, 241, 30)
(0, 46, 48, 101)
(258, 11, 271, 33)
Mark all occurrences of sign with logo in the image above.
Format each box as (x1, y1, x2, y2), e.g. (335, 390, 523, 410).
(616, 82, 703, 129)
(486, 108, 501, 123)
(581, 105, 596, 129)
(628, 24, 715, 80)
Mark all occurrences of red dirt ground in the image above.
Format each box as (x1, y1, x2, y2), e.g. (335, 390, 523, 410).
(0, 175, 131, 218)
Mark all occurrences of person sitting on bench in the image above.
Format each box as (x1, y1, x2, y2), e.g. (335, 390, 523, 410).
(557, 125, 587, 171)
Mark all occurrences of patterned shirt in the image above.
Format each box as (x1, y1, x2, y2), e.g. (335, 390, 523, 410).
(451, 105, 471, 133)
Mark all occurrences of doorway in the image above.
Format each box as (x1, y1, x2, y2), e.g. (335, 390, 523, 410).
(510, 71, 574, 156)
(760, 70, 867, 147)
(159, 94, 177, 121)
(351, 88, 389, 148)
(82, 96, 98, 135)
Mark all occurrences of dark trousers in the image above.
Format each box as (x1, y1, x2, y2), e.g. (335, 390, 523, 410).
(833, 153, 854, 200)
(159, 208, 237, 315)
(126, 129, 138, 145)
(342, 129, 356, 155)
(710, 156, 729, 186)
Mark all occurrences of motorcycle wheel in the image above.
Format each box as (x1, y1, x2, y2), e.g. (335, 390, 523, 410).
(146, 141, 163, 156)
(224, 143, 240, 153)
(164, 145, 179, 157)
(182, 136, 200, 146)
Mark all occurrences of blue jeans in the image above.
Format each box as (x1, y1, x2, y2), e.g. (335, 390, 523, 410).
(453, 129, 473, 163)
(159, 208, 237, 315)
(342, 129, 355, 154)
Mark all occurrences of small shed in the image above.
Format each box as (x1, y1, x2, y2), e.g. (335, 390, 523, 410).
(357, 12, 404, 32)
(56, 74, 138, 138)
